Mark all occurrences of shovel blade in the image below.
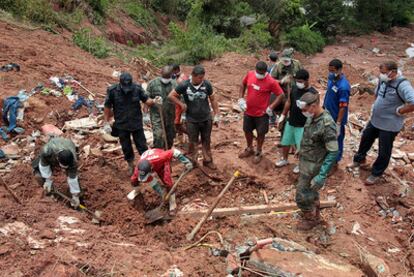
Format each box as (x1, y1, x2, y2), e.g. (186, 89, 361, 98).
(145, 207, 168, 224)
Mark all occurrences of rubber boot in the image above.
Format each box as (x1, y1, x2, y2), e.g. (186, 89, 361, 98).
(297, 201, 321, 231)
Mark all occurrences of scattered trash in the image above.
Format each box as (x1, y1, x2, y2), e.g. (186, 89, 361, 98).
(161, 265, 183, 277)
(351, 222, 364, 235)
(72, 96, 93, 112)
(372, 48, 380, 54)
(406, 44, 414, 58)
(112, 70, 121, 78)
(0, 63, 20, 72)
(387, 248, 401, 253)
(49, 76, 65, 89)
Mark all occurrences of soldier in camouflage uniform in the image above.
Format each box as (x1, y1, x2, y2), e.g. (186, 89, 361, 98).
(295, 92, 339, 231)
(146, 66, 177, 149)
(32, 137, 81, 209)
(270, 48, 303, 126)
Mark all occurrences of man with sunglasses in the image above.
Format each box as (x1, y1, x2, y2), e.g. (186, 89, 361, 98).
(348, 61, 414, 185)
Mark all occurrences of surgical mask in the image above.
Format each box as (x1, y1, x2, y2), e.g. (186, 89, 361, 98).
(296, 82, 305, 89)
(255, 72, 266, 80)
(282, 59, 291, 66)
(59, 163, 69, 169)
(328, 72, 338, 79)
(302, 111, 314, 118)
(161, 78, 172, 84)
(379, 73, 390, 82)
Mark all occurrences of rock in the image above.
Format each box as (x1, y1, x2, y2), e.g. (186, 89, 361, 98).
(360, 249, 390, 276)
(83, 145, 91, 157)
(42, 263, 82, 277)
(39, 230, 56, 240)
(64, 117, 97, 130)
(408, 153, 414, 162)
(2, 143, 20, 157)
(392, 150, 406, 159)
(232, 103, 242, 113)
(247, 238, 363, 276)
(90, 148, 103, 157)
(102, 133, 118, 143)
(0, 244, 11, 255)
(41, 124, 63, 137)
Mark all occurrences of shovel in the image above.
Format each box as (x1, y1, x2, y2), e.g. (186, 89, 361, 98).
(53, 189, 102, 224)
(145, 168, 190, 224)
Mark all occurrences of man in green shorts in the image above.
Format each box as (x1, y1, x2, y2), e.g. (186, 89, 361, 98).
(275, 69, 318, 173)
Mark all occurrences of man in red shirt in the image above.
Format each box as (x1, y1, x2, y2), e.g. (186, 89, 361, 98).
(238, 61, 284, 163)
(130, 148, 193, 199)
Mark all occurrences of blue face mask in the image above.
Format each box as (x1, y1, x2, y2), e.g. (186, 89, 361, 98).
(328, 72, 336, 80)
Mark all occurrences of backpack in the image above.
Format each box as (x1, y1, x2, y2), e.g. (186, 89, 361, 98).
(376, 78, 408, 103)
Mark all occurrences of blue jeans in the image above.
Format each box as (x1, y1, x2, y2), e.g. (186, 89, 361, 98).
(337, 124, 345, 162)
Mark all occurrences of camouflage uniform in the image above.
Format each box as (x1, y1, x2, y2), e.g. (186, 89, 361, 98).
(271, 59, 303, 87)
(146, 77, 177, 149)
(296, 110, 338, 212)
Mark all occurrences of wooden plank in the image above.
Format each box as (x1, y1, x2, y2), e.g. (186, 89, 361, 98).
(179, 200, 336, 218)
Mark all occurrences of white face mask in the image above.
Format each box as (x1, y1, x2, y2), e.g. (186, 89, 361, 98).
(161, 78, 172, 84)
(255, 72, 266, 80)
(296, 82, 305, 89)
(282, 59, 292, 66)
(302, 111, 314, 118)
(379, 73, 390, 82)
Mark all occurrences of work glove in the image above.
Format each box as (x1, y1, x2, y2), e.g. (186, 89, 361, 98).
(154, 96, 163, 105)
(143, 113, 151, 125)
(238, 98, 247, 112)
(396, 105, 404, 116)
(336, 124, 341, 138)
(266, 107, 274, 117)
(180, 114, 186, 123)
(185, 162, 194, 171)
(213, 114, 220, 127)
(103, 123, 112, 134)
(281, 75, 292, 85)
(70, 193, 80, 208)
(310, 175, 325, 191)
(278, 114, 286, 124)
(43, 178, 53, 193)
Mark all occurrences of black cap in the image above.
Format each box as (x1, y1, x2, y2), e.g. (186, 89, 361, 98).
(57, 150, 74, 167)
(138, 159, 152, 181)
(120, 72, 134, 93)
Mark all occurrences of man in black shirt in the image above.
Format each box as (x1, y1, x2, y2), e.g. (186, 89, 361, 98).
(168, 65, 220, 169)
(104, 72, 158, 175)
(275, 69, 319, 173)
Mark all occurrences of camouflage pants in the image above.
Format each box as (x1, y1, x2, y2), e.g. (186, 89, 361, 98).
(151, 115, 175, 149)
(295, 174, 319, 212)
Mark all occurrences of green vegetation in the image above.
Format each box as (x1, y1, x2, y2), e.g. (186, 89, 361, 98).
(120, 0, 156, 28)
(281, 24, 325, 55)
(73, 28, 110, 58)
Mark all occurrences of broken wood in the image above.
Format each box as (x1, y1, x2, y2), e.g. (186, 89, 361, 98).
(187, 171, 240, 241)
(261, 190, 269, 204)
(0, 176, 22, 205)
(179, 200, 336, 218)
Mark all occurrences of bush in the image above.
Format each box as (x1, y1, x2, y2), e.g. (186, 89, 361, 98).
(121, 0, 156, 28)
(236, 20, 273, 51)
(73, 28, 110, 58)
(281, 24, 325, 55)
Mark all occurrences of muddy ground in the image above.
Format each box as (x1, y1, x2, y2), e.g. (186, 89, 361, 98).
(1, 20, 414, 276)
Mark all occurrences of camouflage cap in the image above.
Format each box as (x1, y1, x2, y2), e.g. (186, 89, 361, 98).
(299, 92, 319, 105)
(281, 48, 294, 58)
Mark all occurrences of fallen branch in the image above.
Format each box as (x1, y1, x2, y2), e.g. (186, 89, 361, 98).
(0, 176, 22, 205)
(179, 200, 336, 218)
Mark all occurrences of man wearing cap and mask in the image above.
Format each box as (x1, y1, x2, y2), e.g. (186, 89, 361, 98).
(104, 72, 160, 176)
(130, 148, 193, 207)
(238, 61, 284, 164)
(270, 48, 302, 127)
(348, 61, 414, 185)
(295, 92, 338, 230)
(146, 66, 177, 149)
(32, 137, 81, 208)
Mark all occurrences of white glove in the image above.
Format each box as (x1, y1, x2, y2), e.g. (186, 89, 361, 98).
(103, 123, 112, 134)
(266, 107, 274, 117)
(43, 178, 53, 193)
(281, 75, 292, 85)
(213, 114, 220, 125)
(278, 114, 286, 124)
(154, 96, 163, 105)
(336, 124, 341, 137)
(70, 193, 80, 208)
(185, 162, 193, 170)
(396, 105, 404, 116)
(238, 98, 247, 112)
(180, 114, 186, 123)
(143, 113, 151, 125)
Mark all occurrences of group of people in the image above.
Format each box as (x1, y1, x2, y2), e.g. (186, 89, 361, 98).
(32, 49, 414, 231)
